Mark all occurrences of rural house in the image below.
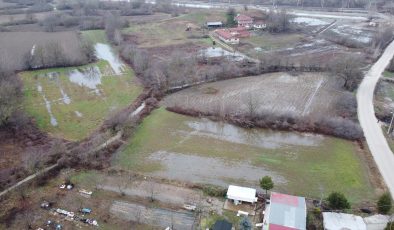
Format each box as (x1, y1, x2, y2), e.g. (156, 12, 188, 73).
(263, 192, 307, 230)
(214, 27, 250, 44)
(226, 185, 258, 205)
(235, 14, 253, 28)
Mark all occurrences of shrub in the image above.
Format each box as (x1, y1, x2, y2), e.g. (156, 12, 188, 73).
(202, 185, 226, 197)
(377, 192, 392, 214)
(327, 192, 350, 210)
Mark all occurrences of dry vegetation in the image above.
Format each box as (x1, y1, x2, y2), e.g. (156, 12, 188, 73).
(0, 31, 90, 70)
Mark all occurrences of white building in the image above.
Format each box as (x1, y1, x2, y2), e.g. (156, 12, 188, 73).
(226, 185, 258, 205)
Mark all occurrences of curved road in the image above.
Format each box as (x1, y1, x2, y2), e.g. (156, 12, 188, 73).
(357, 40, 394, 197)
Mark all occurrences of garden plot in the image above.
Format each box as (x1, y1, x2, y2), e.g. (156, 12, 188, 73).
(21, 42, 142, 140)
(115, 108, 377, 203)
(163, 72, 344, 118)
(0, 31, 85, 70)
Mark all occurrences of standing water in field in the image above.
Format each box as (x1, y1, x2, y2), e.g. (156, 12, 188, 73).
(68, 66, 102, 95)
(37, 84, 58, 126)
(95, 43, 124, 75)
(185, 118, 324, 149)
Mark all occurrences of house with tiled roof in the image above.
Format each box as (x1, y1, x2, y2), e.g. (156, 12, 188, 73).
(235, 14, 254, 28)
(214, 27, 250, 44)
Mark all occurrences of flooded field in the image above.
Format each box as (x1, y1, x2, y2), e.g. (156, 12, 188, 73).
(115, 108, 376, 203)
(21, 41, 142, 140)
(163, 72, 345, 118)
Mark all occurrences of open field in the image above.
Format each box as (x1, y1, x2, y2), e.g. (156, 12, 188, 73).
(114, 108, 377, 204)
(20, 32, 142, 140)
(124, 19, 211, 48)
(0, 31, 85, 70)
(163, 72, 347, 118)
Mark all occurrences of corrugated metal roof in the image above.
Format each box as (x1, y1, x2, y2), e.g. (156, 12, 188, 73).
(267, 192, 306, 230)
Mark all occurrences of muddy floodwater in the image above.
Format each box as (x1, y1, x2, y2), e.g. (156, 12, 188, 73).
(68, 66, 102, 95)
(185, 118, 324, 149)
(95, 43, 124, 75)
(147, 150, 287, 187)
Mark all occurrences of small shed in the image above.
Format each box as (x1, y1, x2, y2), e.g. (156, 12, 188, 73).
(207, 21, 223, 28)
(323, 212, 366, 230)
(226, 185, 258, 204)
(213, 219, 233, 230)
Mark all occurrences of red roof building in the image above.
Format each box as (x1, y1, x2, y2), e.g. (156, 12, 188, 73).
(214, 27, 250, 44)
(262, 192, 307, 230)
(235, 14, 254, 28)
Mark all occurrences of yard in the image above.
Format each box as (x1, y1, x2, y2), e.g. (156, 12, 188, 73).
(114, 108, 378, 204)
(20, 30, 142, 140)
(122, 11, 225, 48)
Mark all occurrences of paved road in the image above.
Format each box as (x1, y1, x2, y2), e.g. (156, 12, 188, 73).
(357, 40, 394, 197)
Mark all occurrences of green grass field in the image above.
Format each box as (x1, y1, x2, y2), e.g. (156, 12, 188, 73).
(124, 15, 213, 48)
(21, 62, 141, 140)
(115, 108, 376, 204)
(81, 30, 108, 44)
(21, 30, 142, 140)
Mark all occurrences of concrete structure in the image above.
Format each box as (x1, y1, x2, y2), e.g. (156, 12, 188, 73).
(235, 14, 253, 28)
(263, 192, 306, 230)
(226, 185, 258, 205)
(323, 212, 366, 230)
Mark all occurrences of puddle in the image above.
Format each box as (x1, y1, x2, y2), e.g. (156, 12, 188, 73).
(30, 44, 36, 56)
(60, 89, 71, 104)
(95, 43, 124, 75)
(147, 151, 286, 187)
(68, 66, 102, 95)
(75, 111, 83, 117)
(130, 102, 145, 118)
(185, 119, 324, 149)
(37, 84, 58, 126)
(200, 47, 246, 61)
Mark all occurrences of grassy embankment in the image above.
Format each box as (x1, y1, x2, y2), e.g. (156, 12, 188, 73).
(21, 30, 142, 140)
(115, 108, 376, 204)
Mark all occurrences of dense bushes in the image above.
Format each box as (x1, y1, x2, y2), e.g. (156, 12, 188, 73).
(167, 106, 364, 140)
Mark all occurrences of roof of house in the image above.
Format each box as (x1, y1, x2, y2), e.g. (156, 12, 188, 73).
(323, 212, 366, 230)
(267, 192, 307, 230)
(235, 14, 253, 21)
(213, 220, 233, 230)
(215, 28, 250, 40)
(226, 185, 257, 203)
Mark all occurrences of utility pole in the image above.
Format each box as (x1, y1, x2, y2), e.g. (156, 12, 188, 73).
(388, 112, 394, 135)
